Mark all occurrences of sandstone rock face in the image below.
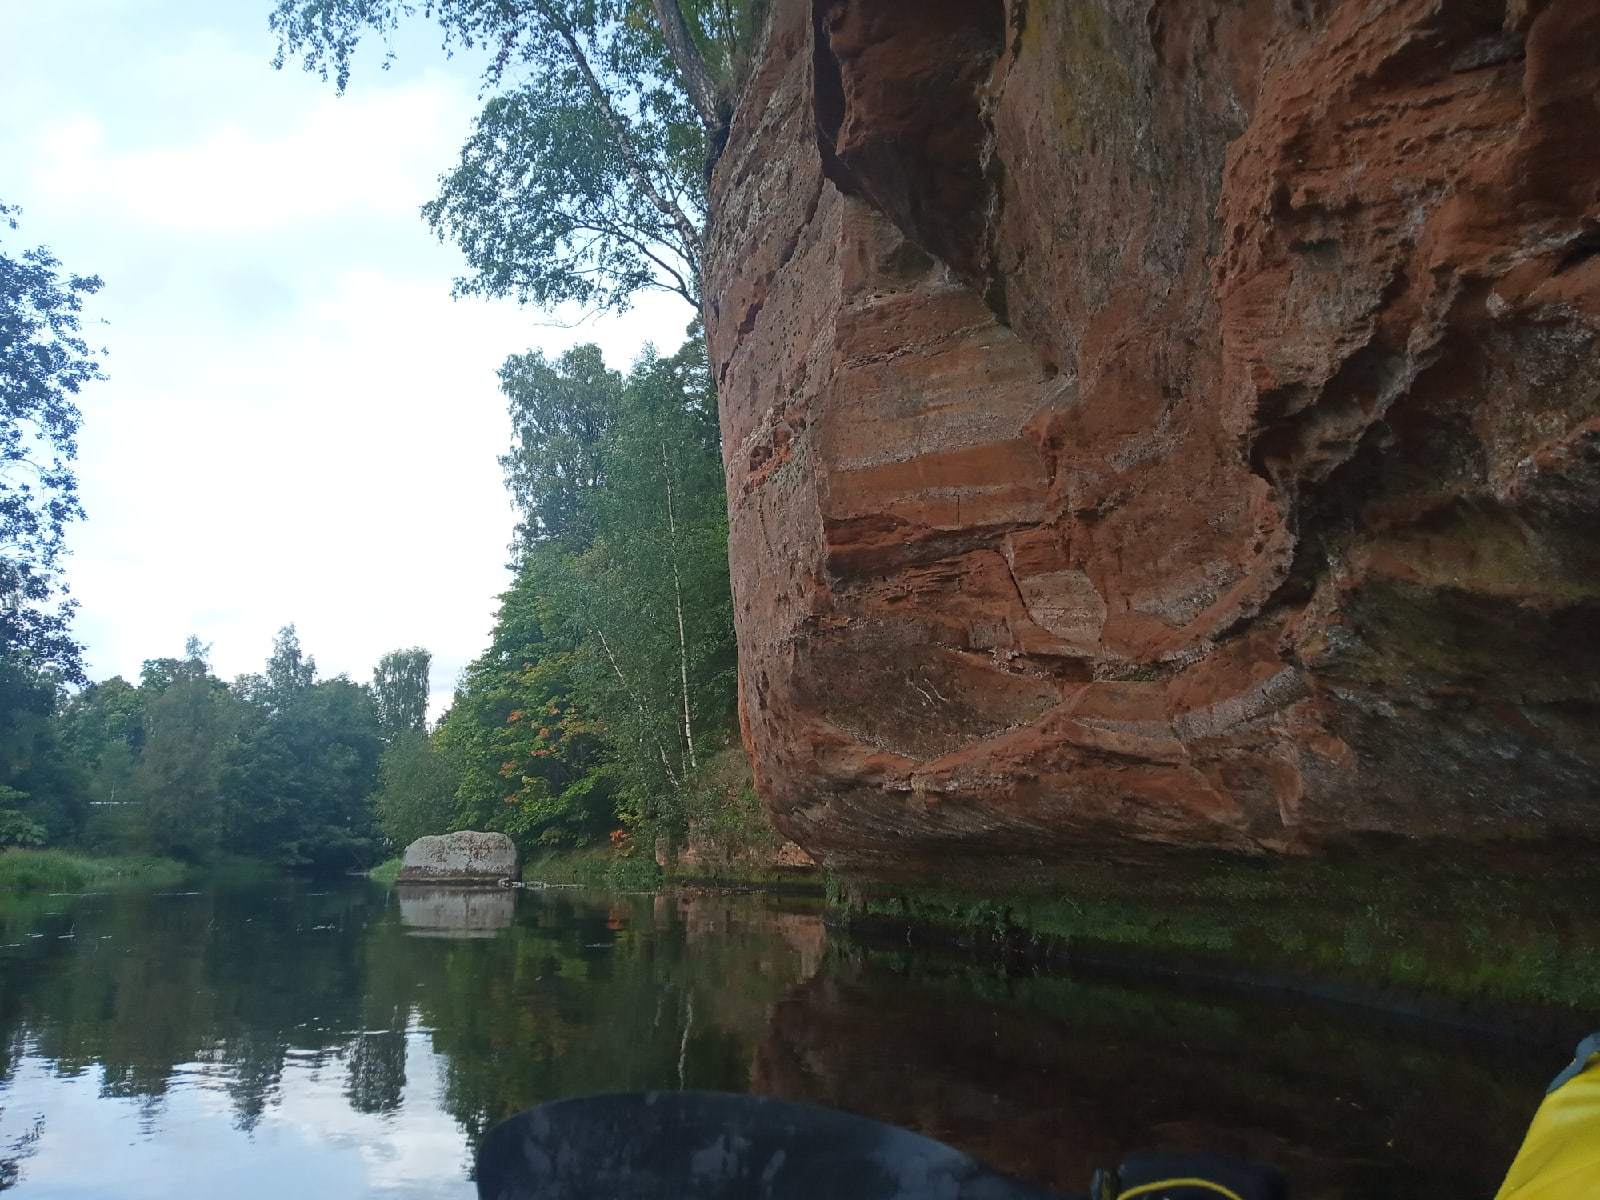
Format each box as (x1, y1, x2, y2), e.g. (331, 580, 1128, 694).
(396, 831, 517, 885)
(707, 0, 1600, 881)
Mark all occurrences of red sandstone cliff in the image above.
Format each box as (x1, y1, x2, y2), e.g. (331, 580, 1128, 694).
(706, 0, 1600, 880)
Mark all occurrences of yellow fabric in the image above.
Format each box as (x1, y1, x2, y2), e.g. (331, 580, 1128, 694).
(1496, 1056, 1600, 1199)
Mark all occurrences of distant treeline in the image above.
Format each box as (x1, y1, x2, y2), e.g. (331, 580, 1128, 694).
(1, 335, 750, 870)
(2, 631, 428, 868)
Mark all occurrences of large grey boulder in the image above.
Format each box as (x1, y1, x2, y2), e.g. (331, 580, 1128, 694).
(396, 831, 517, 886)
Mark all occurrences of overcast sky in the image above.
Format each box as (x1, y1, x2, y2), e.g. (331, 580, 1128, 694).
(2, 0, 693, 716)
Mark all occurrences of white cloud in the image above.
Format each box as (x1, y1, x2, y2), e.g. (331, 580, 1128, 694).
(30, 78, 474, 237)
(2, 0, 698, 714)
(0, 1030, 477, 1198)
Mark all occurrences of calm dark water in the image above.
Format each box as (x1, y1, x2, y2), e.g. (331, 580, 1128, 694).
(0, 879, 1558, 1199)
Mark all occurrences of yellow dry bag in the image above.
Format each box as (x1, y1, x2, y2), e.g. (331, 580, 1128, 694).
(1496, 1033, 1600, 1199)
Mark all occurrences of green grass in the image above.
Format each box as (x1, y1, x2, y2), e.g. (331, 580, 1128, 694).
(524, 844, 662, 890)
(832, 851, 1600, 1012)
(367, 857, 404, 885)
(0, 849, 189, 893)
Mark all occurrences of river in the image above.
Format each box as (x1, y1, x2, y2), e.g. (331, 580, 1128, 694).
(0, 878, 1562, 1198)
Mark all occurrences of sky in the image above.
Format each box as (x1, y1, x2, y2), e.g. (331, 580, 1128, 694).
(1, 0, 693, 716)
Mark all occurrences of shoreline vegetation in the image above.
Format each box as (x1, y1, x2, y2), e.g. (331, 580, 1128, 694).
(445, 839, 1600, 1020)
(829, 851, 1600, 1019)
(23, 834, 1596, 1026)
(0, 849, 290, 894)
(0, 849, 189, 894)
(367, 857, 403, 885)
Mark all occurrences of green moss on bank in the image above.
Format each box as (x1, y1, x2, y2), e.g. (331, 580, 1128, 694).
(524, 844, 662, 890)
(0, 849, 189, 893)
(368, 857, 403, 885)
(830, 852, 1600, 1013)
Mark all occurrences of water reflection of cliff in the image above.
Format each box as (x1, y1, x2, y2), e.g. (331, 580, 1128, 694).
(752, 953, 1550, 1200)
(0, 883, 1561, 1200)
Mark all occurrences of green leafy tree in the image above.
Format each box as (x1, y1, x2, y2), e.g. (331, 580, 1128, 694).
(445, 337, 735, 847)
(545, 339, 735, 825)
(269, 0, 763, 313)
(0, 797, 46, 848)
(225, 668, 383, 869)
(0, 665, 87, 844)
(60, 675, 145, 772)
(58, 674, 146, 847)
(435, 566, 618, 850)
(500, 344, 622, 549)
(0, 200, 105, 683)
(0, 202, 104, 843)
(263, 624, 317, 708)
(372, 730, 458, 850)
(133, 644, 239, 861)
(371, 647, 431, 738)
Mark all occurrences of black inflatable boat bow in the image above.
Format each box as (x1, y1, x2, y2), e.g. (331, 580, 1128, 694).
(475, 1091, 1287, 1200)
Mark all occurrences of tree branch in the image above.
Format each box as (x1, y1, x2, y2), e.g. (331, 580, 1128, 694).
(531, 0, 705, 274)
(648, 0, 727, 134)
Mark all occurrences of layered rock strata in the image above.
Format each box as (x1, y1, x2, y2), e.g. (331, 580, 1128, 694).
(707, 0, 1600, 880)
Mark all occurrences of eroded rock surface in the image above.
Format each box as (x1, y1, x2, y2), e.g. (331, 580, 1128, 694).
(397, 831, 518, 885)
(707, 0, 1600, 880)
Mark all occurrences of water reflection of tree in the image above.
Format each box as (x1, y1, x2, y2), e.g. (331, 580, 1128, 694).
(0, 883, 388, 1129)
(345, 1030, 407, 1116)
(0, 883, 819, 1150)
(360, 891, 815, 1146)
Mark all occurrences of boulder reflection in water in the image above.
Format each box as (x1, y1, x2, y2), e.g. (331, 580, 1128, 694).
(399, 887, 515, 939)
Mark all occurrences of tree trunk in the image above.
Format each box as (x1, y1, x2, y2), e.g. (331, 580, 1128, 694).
(661, 442, 698, 772)
(595, 624, 680, 790)
(535, 0, 704, 270)
(649, 0, 727, 133)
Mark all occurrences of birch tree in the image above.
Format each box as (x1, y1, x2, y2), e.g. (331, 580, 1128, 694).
(269, 0, 765, 313)
(441, 337, 734, 846)
(371, 647, 432, 737)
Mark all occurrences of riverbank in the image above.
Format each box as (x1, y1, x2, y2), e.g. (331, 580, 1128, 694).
(0, 849, 189, 893)
(829, 848, 1600, 1017)
(367, 857, 403, 885)
(523, 845, 662, 890)
(377, 835, 1600, 1018)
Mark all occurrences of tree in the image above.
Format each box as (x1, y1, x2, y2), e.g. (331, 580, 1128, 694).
(269, 0, 763, 313)
(0, 799, 46, 848)
(372, 730, 458, 850)
(262, 623, 317, 709)
(550, 339, 734, 821)
(58, 674, 145, 845)
(434, 566, 619, 850)
(500, 344, 622, 550)
(134, 655, 239, 861)
(371, 647, 431, 738)
(0, 200, 105, 682)
(0, 663, 86, 844)
(226, 676, 383, 868)
(457, 337, 735, 844)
